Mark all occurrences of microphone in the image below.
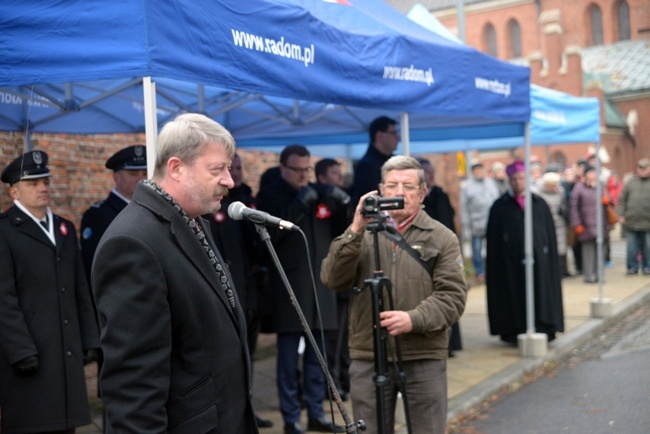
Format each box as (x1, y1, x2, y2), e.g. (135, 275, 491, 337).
(228, 201, 299, 232)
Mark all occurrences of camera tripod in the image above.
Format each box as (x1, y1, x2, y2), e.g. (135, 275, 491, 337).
(355, 214, 413, 434)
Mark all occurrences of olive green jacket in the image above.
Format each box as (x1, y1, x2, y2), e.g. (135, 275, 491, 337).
(321, 210, 467, 361)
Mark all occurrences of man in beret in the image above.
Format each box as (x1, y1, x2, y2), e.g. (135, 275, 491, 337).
(0, 150, 100, 433)
(80, 145, 148, 282)
(485, 160, 564, 344)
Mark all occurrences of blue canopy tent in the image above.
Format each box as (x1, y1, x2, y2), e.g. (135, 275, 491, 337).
(1, 0, 530, 161)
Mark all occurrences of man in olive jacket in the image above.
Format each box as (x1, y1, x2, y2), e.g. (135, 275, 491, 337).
(321, 156, 467, 434)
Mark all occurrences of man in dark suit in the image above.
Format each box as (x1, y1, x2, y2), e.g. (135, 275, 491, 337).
(92, 113, 258, 433)
(0, 150, 100, 433)
(256, 145, 346, 434)
(204, 153, 273, 429)
(419, 157, 463, 357)
(80, 145, 148, 283)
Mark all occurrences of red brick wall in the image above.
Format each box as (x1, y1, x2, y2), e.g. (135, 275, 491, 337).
(1, 132, 288, 229)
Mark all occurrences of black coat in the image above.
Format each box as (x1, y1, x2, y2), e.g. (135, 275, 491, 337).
(204, 184, 260, 317)
(0, 206, 99, 433)
(256, 178, 338, 333)
(485, 193, 564, 338)
(80, 191, 128, 286)
(92, 184, 258, 434)
(422, 185, 457, 233)
(350, 145, 391, 203)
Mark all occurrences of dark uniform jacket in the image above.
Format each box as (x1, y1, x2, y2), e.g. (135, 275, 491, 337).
(80, 191, 127, 284)
(256, 178, 339, 334)
(0, 205, 99, 433)
(92, 183, 257, 434)
(486, 192, 565, 338)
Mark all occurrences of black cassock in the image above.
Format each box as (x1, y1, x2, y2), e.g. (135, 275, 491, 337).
(486, 192, 564, 342)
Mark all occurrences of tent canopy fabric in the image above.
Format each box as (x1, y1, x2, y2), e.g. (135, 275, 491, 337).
(1, 0, 530, 155)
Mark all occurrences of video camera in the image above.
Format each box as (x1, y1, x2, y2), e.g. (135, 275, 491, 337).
(360, 195, 404, 217)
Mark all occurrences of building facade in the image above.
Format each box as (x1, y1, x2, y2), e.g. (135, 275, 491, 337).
(388, 0, 650, 177)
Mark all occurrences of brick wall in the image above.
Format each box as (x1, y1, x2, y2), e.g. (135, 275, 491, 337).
(1, 132, 286, 229)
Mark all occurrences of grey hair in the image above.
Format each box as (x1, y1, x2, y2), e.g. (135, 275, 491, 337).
(153, 113, 236, 179)
(381, 155, 425, 187)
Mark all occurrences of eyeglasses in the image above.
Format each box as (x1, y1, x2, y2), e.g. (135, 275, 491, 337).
(382, 129, 399, 136)
(285, 165, 313, 174)
(382, 182, 420, 193)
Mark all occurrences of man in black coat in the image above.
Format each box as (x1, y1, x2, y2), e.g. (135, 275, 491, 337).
(350, 116, 399, 204)
(80, 145, 148, 284)
(204, 153, 273, 429)
(419, 157, 463, 357)
(486, 161, 564, 344)
(92, 114, 258, 433)
(0, 151, 100, 433)
(256, 145, 346, 434)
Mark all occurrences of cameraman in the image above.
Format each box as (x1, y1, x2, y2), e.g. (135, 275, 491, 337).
(321, 156, 467, 434)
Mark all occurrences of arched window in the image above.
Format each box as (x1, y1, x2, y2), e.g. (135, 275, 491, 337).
(484, 23, 497, 57)
(590, 4, 603, 45)
(508, 19, 522, 58)
(617, 0, 631, 41)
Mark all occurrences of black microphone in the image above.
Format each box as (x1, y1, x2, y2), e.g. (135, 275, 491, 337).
(228, 201, 299, 232)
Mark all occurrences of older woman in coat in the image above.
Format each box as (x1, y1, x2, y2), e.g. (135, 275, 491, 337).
(570, 166, 610, 283)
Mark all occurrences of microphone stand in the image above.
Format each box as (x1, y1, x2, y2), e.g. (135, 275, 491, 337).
(254, 223, 365, 434)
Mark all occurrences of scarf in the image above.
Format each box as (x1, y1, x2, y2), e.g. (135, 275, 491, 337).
(143, 180, 237, 311)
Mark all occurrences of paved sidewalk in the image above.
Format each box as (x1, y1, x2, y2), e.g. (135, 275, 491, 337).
(79, 239, 650, 433)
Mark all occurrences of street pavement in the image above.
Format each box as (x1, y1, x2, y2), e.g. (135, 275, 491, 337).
(79, 238, 650, 433)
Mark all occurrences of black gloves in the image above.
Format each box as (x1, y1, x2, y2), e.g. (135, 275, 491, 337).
(83, 348, 100, 365)
(13, 355, 39, 376)
(297, 185, 319, 207)
(325, 185, 351, 205)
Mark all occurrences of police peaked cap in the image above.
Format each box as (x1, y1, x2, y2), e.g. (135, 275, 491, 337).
(1, 150, 51, 185)
(106, 145, 148, 171)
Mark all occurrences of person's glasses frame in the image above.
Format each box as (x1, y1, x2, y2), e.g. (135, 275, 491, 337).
(381, 182, 420, 193)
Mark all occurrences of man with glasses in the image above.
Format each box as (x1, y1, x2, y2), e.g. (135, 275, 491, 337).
(351, 116, 400, 204)
(256, 145, 345, 434)
(322, 156, 467, 434)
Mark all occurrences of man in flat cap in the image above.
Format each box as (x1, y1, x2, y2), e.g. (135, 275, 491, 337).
(0, 150, 100, 433)
(80, 145, 148, 281)
(485, 161, 564, 345)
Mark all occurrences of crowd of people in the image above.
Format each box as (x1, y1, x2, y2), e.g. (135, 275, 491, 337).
(1, 111, 648, 434)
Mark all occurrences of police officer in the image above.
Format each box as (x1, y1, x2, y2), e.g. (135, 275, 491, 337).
(80, 145, 148, 281)
(0, 150, 100, 433)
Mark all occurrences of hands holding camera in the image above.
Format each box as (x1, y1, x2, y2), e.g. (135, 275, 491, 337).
(350, 190, 379, 234)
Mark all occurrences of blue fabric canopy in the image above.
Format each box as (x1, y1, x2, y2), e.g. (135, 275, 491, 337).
(0, 0, 530, 154)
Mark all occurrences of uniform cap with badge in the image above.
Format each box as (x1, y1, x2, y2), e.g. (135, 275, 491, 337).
(105, 145, 147, 171)
(1, 150, 51, 185)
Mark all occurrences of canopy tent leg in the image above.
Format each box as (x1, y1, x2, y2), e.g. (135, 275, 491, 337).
(143, 76, 158, 179)
(520, 122, 547, 357)
(591, 138, 613, 317)
(400, 112, 410, 156)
